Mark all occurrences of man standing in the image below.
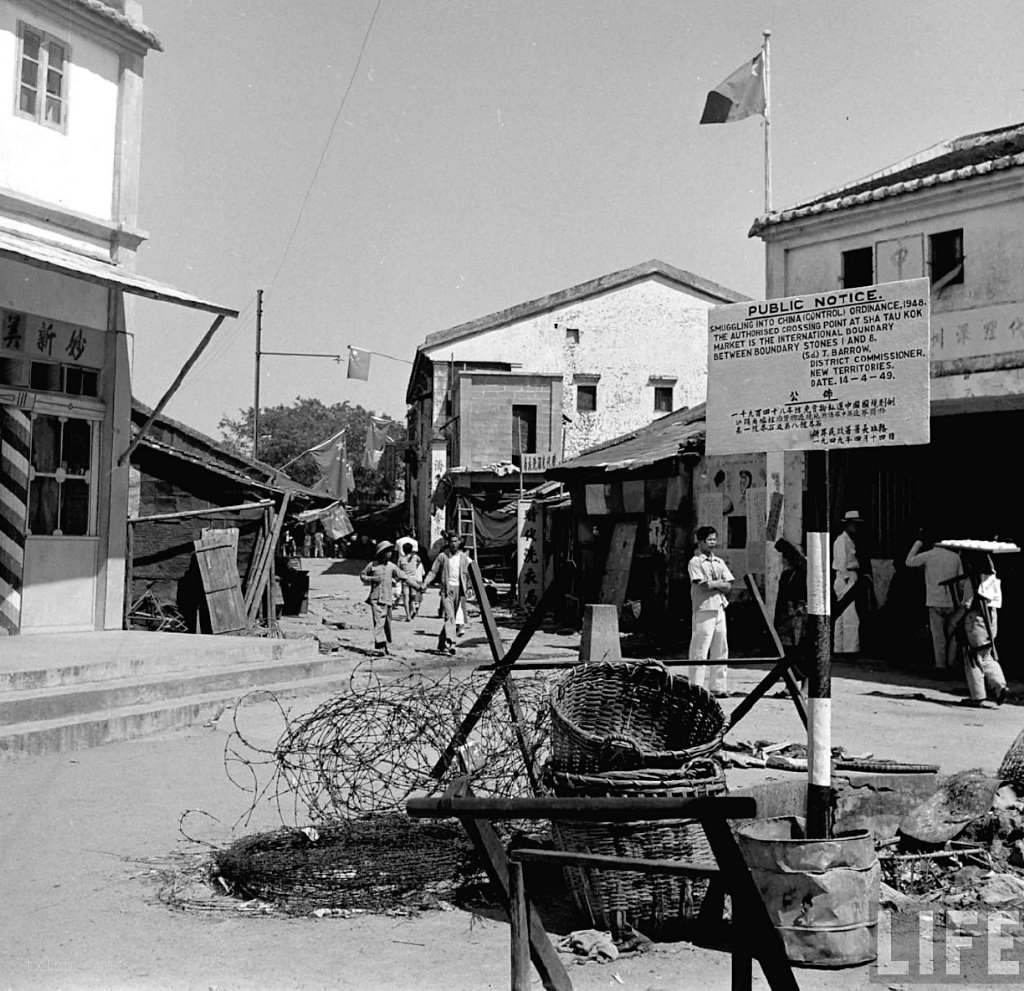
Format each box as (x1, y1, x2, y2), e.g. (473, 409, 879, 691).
(832, 510, 864, 656)
(423, 532, 471, 656)
(905, 531, 962, 673)
(688, 525, 734, 697)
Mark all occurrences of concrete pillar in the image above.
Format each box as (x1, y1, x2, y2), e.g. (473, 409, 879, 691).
(579, 604, 622, 665)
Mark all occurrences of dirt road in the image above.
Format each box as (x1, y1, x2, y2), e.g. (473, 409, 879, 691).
(1, 558, 1020, 990)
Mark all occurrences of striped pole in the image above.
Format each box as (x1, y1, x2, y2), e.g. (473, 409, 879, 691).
(0, 407, 31, 635)
(805, 450, 832, 837)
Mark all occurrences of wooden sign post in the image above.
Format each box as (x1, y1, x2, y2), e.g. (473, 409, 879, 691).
(706, 278, 931, 837)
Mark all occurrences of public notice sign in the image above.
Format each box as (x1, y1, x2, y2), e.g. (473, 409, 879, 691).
(706, 278, 930, 456)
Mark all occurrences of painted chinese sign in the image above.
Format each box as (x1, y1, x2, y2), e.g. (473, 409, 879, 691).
(517, 499, 544, 611)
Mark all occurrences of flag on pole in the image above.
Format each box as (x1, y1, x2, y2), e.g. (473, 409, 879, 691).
(308, 429, 350, 500)
(347, 347, 371, 380)
(699, 52, 765, 124)
(362, 416, 390, 469)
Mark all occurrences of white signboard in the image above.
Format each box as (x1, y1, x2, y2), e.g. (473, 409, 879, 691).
(707, 279, 930, 455)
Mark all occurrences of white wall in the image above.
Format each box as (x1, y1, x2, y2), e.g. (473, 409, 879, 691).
(0, 3, 120, 221)
(423, 276, 715, 460)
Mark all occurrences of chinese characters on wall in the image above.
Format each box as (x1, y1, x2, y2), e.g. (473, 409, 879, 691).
(517, 499, 545, 611)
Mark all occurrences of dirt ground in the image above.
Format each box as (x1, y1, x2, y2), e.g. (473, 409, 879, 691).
(2, 557, 1022, 991)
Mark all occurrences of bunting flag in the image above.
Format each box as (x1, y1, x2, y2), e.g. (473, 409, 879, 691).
(347, 347, 371, 381)
(700, 51, 765, 124)
(362, 416, 390, 469)
(308, 429, 350, 501)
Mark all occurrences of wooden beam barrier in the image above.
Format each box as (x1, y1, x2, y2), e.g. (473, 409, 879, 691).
(408, 794, 756, 822)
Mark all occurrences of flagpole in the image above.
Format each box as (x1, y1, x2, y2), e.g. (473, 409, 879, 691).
(763, 29, 772, 214)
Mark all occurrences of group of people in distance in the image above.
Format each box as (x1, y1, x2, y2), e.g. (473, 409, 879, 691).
(358, 529, 471, 656)
(689, 514, 1008, 707)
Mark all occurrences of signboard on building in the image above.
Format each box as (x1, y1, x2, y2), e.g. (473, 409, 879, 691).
(706, 278, 930, 455)
(516, 499, 544, 611)
(512, 452, 559, 472)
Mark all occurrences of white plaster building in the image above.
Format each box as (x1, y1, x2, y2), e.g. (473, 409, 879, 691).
(0, 1, 235, 634)
(751, 121, 1024, 657)
(405, 260, 746, 548)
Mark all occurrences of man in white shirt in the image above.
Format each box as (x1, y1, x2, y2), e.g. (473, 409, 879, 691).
(423, 533, 471, 655)
(905, 532, 962, 672)
(688, 525, 734, 696)
(832, 510, 863, 655)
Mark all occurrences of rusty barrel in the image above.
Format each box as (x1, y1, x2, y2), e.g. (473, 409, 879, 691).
(735, 815, 879, 967)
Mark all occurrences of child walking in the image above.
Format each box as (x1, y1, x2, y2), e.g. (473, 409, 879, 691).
(360, 541, 421, 654)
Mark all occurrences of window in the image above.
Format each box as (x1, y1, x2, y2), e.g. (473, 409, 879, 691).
(576, 384, 597, 412)
(654, 386, 673, 413)
(17, 23, 67, 129)
(841, 247, 873, 288)
(511, 405, 537, 454)
(565, 327, 580, 344)
(27, 414, 95, 536)
(930, 229, 964, 289)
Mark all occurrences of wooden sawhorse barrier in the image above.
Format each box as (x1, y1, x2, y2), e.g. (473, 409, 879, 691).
(407, 792, 800, 991)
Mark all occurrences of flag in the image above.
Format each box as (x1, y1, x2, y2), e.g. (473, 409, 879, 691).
(309, 429, 350, 500)
(347, 346, 371, 380)
(700, 52, 765, 124)
(362, 416, 390, 469)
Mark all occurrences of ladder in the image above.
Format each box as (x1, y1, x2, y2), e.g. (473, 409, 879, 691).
(456, 502, 478, 558)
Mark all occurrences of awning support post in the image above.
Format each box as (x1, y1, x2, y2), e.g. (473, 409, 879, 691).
(117, 314, 227, 467)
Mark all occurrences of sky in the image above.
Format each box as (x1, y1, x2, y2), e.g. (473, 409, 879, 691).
(130, 0, 1024, 442)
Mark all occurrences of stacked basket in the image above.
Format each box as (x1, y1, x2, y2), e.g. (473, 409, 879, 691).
(544, 661, 727, 934)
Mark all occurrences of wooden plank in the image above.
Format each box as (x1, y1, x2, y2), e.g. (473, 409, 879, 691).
(598, 521, 637, 608)
(508, 860, 531, 991)
(124, 521, 134, 630)
(408, 795, 757, 823)
(459, 816, 573, 991)
(132, 499, 273, 524)
(193, 538, 246, 634)
(242, 511, 268, 599)
(245, 492, 290, 622)
(467, 560, 541, 794)
(430, 565, 572, 782)
(511, 848, 719, 878)
(699, 817, 800, 991)
(202, 526, 239, 565)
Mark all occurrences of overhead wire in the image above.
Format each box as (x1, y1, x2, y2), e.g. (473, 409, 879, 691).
(178, 0, 385, 403)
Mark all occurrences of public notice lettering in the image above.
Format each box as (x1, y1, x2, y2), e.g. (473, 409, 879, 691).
(706, 278, 931, 455)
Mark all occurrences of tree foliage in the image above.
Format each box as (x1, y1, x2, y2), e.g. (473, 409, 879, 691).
(218, 397, 407, 501)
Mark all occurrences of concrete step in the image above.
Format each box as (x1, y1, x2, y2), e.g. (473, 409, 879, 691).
(0, 631, 318, 691)
(0, 671, 354, 759)
(0, 655, 345, 726)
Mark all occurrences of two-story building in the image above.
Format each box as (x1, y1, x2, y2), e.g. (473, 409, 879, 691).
(405, 260, 746, 552)
(0, 1, 235, 634)
(751, 121, 1024, 658)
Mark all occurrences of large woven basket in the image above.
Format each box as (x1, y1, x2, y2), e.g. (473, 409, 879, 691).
(549, 662, 725, 773)
(999, 727, 1024, 788)
(546, 757, 727, 933)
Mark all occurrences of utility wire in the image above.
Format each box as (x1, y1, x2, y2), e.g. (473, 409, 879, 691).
(264, 0, 384, 297)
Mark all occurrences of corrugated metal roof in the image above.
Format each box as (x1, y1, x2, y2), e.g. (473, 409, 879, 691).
(750, 121, 1024, 236)
(547, 404, 706, 479)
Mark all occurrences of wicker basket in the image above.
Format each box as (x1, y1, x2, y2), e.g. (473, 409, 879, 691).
(999, 727, 1024, 788)
(549, 661, 725, 773)
(545, 757, 727, 933)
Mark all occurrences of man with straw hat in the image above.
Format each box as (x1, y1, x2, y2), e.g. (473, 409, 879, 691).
(360, 540, 422, 655)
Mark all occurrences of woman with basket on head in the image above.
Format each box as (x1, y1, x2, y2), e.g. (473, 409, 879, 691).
(949, 550, 1008, 707)
(360, 541, 422, 655)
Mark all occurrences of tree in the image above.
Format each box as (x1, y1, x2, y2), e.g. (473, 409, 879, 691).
(218, 397, 407, 502)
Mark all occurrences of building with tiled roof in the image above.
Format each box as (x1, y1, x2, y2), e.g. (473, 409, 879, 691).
(750, 122, 1024, 664)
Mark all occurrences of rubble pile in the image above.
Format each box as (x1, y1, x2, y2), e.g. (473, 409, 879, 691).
(880, 768, 1024, 912)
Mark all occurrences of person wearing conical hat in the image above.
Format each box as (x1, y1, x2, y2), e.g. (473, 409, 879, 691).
(360, 540, 422, 655)
(833, 510, 864, 655)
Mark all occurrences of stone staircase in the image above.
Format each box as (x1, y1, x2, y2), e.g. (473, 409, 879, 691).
(0, 630, 348, 757)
